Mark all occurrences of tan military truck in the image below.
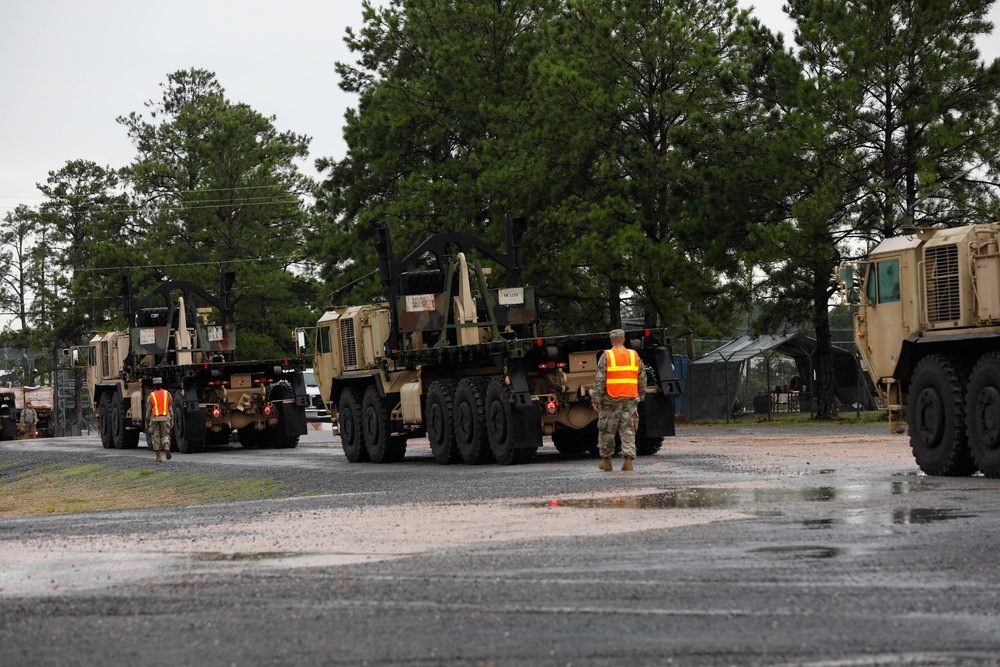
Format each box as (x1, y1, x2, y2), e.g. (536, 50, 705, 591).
(839, 223, 1000, 477)
(297, 217, 680, 465)
(71, 274, 308, 453)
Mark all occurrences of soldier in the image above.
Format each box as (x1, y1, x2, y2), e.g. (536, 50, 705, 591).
(20, 402, 38, 438)
(145, 377, 174, 463)
(591, 329, 646, 471)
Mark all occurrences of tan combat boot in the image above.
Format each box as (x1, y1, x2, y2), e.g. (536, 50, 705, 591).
(621, 458, 634, 472)
(598, 457, 613, 471)
(165, 447, 171, 460)
(154, 451, 162, 463)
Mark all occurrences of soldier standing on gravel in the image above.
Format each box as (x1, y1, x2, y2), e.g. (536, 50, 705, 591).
(20, 402, 37, 438)
(145, 377, 174, 463)
(591, 329, 645, 472)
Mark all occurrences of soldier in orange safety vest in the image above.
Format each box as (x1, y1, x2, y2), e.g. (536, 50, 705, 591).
(591, 329, 646, 471)
(145, 377, 174, 463)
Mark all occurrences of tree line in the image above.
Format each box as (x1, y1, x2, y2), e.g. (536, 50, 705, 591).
(3, 0, 1000, 419)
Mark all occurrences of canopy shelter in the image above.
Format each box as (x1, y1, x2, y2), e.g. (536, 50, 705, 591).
(681, 334, 874, 421)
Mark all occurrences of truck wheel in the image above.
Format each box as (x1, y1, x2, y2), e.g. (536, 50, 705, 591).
(122, 428, 141, 449)
(426, 379, 460, 464)
(908, 355, 976, 476)
(552, 424, 599, 457)
(98, 393, 114, 449)
(486, 377, 536, 465)
(267, 382, 300, 449)
(966, 352, 1000, 477)
(454, 377, 494, 465)
(361, 386, 407, 463)
(339, 388, 369, 462)
(173, 390, 205, 454)
(111, 392, 127, 449)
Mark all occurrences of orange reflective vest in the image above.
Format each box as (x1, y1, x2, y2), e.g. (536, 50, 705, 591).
(605, 348, 640, 398)
(150, 389, 172, 417)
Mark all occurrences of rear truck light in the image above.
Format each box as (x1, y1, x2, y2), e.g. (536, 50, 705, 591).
(536, 338, 543, 347)
(210, 405, 223, 419)
(263, 403, 274, 417)
(546, 396, 559, 415)
(644, 328, 650, 337)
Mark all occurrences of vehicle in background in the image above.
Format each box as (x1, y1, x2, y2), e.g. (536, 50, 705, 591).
(70, 273, 308, 453)
(303, 369, 330, 421)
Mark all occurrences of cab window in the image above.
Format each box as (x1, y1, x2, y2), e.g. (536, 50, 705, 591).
(877, 260, 900, 303)
(865, 260, 901, 305)
(317, 326, 331, 354)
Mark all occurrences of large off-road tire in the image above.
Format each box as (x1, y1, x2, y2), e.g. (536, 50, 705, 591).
(454, 377, 494, 465)
(98, 393, 114, 449)
(338, 387, 369, 462)
(362, 385, 407, 463)
(966, 352, 1000, 478)
(111, 392, 127, 449)
(908, 355, 976, 476)
(172, 390, 205, 454)
(486, 377, 536, 465)
(426, 379, 460, 464)
(267, 382, 300, 449)
(552, 423, 599, 457)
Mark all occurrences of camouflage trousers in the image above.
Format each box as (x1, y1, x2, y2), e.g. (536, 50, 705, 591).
(597, 398, 640, 459)
(147, 419, 172, 452)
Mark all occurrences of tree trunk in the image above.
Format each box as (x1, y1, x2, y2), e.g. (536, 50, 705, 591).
(813, 285, 839, 419)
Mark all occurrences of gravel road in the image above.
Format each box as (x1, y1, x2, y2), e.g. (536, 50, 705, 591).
(3, 424, 1000, 666)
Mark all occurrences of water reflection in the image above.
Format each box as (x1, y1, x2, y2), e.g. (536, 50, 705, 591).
(541, 482, 923, 511)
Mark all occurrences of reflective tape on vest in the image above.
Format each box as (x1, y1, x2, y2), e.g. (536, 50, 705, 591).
(150, 389, 172, 417)
(605, 348, 639, 398)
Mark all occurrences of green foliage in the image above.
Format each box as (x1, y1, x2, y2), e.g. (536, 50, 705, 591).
(118, 69, 319, 357)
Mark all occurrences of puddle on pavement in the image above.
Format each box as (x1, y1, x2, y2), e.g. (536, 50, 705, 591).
(749, 545, 842, 560)
(541, 481, 927, 511)
(801, 508, 976, 527)
(190, 551, 306, 562)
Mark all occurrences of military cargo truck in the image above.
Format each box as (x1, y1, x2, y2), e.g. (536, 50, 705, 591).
(839, 223, 1000, 477)
(71, 273, 308, 453)
(298, 216, 680, 465)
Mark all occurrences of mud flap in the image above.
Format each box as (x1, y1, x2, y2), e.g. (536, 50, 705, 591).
(0, 418, 16, 441)
(277, 403, 307, 437)
(511, 402, 543, 450)
(642, 392, 675, 438)
(185, 407, 207, 443)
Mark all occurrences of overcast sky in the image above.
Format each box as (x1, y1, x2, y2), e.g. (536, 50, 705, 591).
(1, 1, 998, 219)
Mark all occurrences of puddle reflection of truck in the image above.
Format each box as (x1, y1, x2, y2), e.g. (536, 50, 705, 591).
(297, 216, 681, 465)
(839, 223, 1000, 477)
(71, 274, 308, 453)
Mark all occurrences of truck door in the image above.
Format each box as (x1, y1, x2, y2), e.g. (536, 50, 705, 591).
(861, 257, 904, 379)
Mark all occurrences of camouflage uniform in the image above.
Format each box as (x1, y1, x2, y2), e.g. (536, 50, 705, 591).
(145, 391, 173, 453)
(592, 347, 646, 459)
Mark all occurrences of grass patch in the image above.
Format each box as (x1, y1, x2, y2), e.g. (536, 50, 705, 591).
(0, 464, 297, 517)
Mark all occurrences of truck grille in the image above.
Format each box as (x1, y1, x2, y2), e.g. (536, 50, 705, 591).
(925, 244, 961, 323)
(100, 341, 110, 378)
(341, 318, 357, 367)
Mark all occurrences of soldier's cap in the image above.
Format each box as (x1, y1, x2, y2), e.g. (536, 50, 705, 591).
(609, 328, 626, 339)
(152, 377, 163, 385)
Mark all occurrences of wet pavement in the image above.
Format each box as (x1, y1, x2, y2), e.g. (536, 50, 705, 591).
(3, 425, 1000, 665)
